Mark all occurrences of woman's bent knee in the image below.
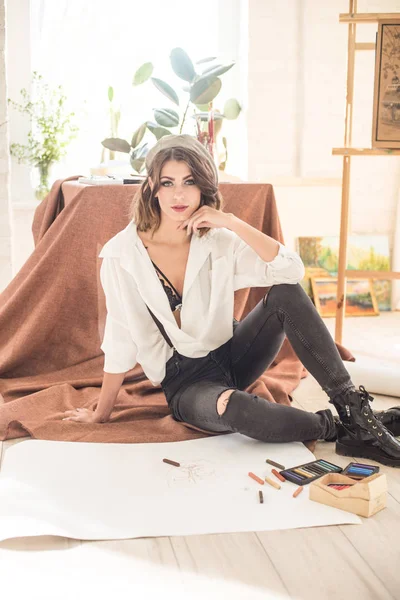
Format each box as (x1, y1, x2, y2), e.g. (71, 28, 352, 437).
(217, 389, 236, 416)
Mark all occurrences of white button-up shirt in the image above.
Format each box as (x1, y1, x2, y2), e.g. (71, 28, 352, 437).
(98, 220, 305, 384)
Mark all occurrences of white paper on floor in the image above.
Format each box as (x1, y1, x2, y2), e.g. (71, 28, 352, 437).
(0, 433, 360, 542)
(346, 355, 400, 399)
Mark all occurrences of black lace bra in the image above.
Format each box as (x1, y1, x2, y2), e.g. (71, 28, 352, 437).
(145, 247, 183, 312)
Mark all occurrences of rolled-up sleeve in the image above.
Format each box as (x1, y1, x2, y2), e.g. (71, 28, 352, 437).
(233, 237, 305, 291)
(99, 257, 138, 374)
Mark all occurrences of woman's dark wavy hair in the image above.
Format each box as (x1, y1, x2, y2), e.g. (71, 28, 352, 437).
(127, 146, 224, 238)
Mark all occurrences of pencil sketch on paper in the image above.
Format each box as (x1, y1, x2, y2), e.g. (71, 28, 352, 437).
(166, 459, 216, 488)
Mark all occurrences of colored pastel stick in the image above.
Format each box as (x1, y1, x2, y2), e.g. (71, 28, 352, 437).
(317, 460, 338, 471)
(259, 490, 264, 503)
(306, 463, 326, 475)
(249, 472, 264, 485)
(271, 468, 286, 482)
(285, 472, 303, 482)
(294, 468, 314, 478)
(163, 458, 180, 467)
(290, 469, 307, 480)
(265, 476, 281, 490)
(266, 459, 286, 470)
(293, 486, 303, 498)
(348, 468, 372, 475)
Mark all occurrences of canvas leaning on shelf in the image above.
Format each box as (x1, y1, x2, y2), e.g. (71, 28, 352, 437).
(296, 235, 392, 312)
(310, 277, 379, 318)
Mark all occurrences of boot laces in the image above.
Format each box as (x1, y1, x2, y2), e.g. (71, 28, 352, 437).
(358, 385, 390, 437)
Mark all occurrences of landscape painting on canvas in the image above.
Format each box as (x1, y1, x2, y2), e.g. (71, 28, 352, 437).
(310, 278, 379, 318)
(296, 235, 391, 311)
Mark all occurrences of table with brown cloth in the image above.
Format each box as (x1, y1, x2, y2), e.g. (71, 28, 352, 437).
(0, 176, 355, 444)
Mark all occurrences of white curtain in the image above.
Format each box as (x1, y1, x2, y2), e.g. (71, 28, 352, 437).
(30, 0, 219, 178)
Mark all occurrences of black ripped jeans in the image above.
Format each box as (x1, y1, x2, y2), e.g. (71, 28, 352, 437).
(160, 283, 355, 443)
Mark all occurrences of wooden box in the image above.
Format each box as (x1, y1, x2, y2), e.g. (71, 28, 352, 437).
(309, 472, 387, 518)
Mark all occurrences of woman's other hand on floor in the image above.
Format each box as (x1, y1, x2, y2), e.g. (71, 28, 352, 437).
(62, 408, 105, 423)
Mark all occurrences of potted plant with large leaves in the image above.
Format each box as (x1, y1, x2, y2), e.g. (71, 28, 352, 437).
(101, 49, 241, 174)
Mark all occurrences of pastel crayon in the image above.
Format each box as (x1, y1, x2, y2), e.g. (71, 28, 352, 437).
(285, 472, 303, 483)
(271, 468, 286, 482)
(348, 466, 373, 472)
(265, 476, 281, 490)
(290, 469, 307, 480)
(266, 459, 286, 470)
(293, 486, 304, 498)
(259, 490, 264, 503)
(301, 465, 320, 477)
(317, 460, 338, 471)
(305, 463, 326, 475)
(163, 458, 180, 467)
(249, 472, 264, 485)
(293, 468, 314, 478)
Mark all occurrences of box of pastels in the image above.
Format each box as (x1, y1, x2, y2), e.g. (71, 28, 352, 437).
(309, 472, 387, 517)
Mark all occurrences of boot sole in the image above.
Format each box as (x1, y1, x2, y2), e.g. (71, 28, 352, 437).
(336, 442, 400, 467)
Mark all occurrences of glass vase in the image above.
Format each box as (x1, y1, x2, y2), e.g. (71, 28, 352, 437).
(32, 163, 53, 201)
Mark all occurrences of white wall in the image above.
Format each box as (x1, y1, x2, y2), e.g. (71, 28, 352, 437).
(245, 0, 400, 266)
(3, 0, 400, 301)
(0, 0, 13, 291)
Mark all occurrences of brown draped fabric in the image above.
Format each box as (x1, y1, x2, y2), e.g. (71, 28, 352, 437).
(0, 177, 354, 443)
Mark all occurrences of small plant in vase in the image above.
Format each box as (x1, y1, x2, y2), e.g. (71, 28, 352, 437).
(8, 71, 79, 200)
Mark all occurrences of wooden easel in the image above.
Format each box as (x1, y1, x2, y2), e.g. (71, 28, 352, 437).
(334, 0, 400, 344)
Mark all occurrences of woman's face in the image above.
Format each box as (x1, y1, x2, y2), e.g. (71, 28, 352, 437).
(151, 160, 201, 225)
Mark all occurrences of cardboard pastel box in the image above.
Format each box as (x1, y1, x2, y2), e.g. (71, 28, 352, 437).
(309, 472, 387, 518)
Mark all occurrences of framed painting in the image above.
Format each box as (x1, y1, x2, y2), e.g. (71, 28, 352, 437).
(296, 235, 392, 311)
(372, 19, 400, 148)
(310, 277, 379, 318)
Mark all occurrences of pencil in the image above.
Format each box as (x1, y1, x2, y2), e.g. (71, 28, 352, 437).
(163, 458, 180, 467)
(293, 486, 303, 498)
(265, 476, 281, 490)
(271, 468, 286, 482)
(266, 459, 285, 470)
(248, 472, 264, 485)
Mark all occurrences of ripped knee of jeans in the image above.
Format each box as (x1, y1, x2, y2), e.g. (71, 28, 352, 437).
(217, 389, 236, 416)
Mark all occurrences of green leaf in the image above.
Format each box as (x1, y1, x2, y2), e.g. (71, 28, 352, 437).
(200, 62, 235, 78)
(154, 108, 180, 127)
(190, 76, 222, 105)
(170, 47, 196, 82)
(131, 123, 147, 149)
(147, 122, 172, 140)
(101, 137, 131, 153)
(108, 86, 114, 102)
(130, 157, 146, 173)
(223, 98, 241, 119)
(151, 77, 179, 106)
(131, 143, 149, 160)
(196, 56, 217, 65)
(133, 62, 154, 86)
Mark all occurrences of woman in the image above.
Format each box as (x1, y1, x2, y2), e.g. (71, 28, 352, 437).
(63, 135, 400, 467)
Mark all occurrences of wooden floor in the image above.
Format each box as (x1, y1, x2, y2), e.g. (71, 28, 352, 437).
(0, 313, 399, 600)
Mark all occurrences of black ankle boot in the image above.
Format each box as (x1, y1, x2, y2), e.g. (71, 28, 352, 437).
(329, 385, 400, 467)
(331, 406, 400, 438)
